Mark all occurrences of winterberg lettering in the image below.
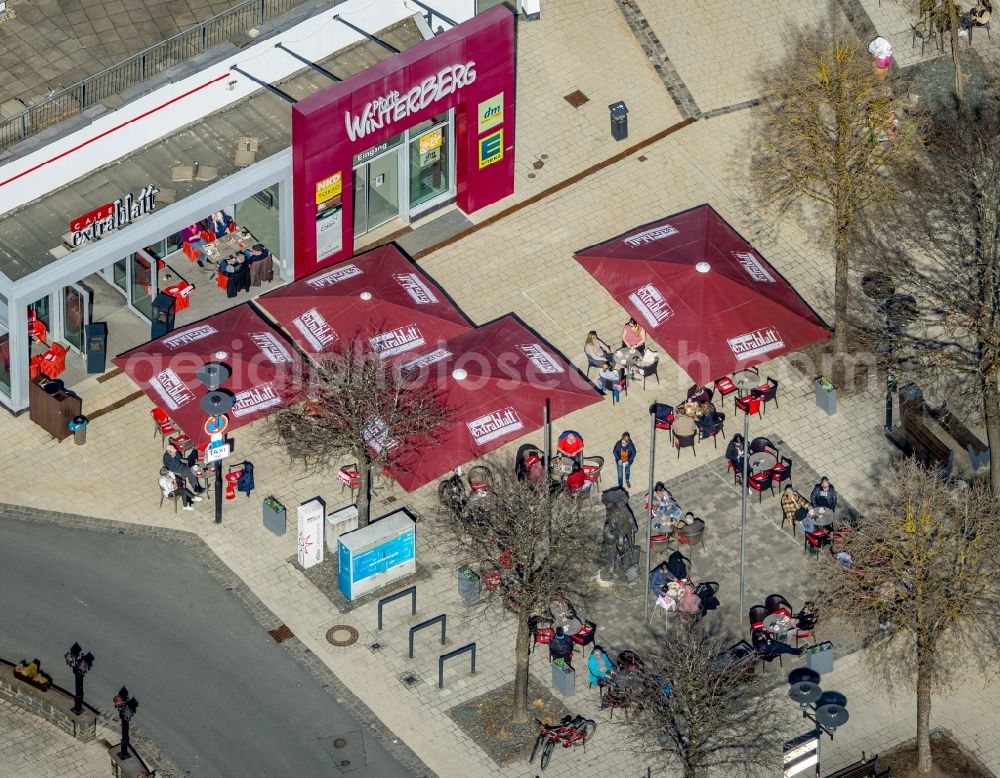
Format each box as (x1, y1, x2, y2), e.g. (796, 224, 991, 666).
(517, 343, 564, 374)
(293, 308, 338, 352)
(345, 62, 477, 142)
(628, 284, 674, 328)
(149, 368, 193, 410)
(306, 263, 362, 289)
(250, 332, 292, 363)
(369, 325, 425, 358)
(728, 327, 785, 360)
(231, 383, 281, 417)
(161, 325, 218, 350)
(623, 224, 678, 247)
(467, 407, 524, 446)
(393, 273, 439, 304)
(732, 251, 776, 283)
(401, 348, 452, 371)
(71, 185, 158, 246)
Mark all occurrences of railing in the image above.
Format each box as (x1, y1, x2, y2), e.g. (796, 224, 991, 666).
(0, 0, 306, 152)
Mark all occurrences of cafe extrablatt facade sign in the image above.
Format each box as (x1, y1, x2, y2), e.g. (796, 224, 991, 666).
(69, 184, 158, 246)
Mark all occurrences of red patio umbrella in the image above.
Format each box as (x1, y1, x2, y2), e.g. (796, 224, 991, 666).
(257, 244, 472, 359)
(383, 315, 601, 492)
(574, 204, 830, 385)
(114, 304, 307, 448)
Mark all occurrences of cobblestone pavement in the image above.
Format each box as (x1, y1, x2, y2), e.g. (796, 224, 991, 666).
(0, 698, 116, 778)
(3, 0, 1000, 776)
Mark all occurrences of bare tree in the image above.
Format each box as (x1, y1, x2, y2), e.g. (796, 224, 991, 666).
(918, 0, 965, 103)
(625, 627, 787, 778)
(815, 459, 1000, 774)
(433, 461, 595, 723)
(859, 107, 1000, 492)
(751, 18, 909, 353)
(263, 338, 450, 526)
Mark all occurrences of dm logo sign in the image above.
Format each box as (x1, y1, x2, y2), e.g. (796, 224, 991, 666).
(479, 129, 504, 169)
(478, 92, 503, 132)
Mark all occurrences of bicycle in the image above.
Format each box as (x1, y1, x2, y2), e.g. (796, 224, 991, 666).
(528, 714, 596, 770)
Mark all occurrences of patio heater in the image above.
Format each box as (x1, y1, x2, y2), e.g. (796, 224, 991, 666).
(196, 357, 234, 525)
(787, 681, 850, 777)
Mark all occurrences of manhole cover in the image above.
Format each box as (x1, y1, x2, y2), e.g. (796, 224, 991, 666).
(267, 625, 294, 643)
(564, 89, 589, 108)
(326, 625, 359, 647)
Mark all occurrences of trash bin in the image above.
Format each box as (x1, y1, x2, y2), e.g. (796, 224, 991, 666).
(68, 415, 89, 445)
(609, 101, 628, 142)
(804, 641, 835, 674)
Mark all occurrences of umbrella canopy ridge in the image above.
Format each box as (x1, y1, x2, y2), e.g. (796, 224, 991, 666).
(114, 303, 308, 447)
(258, 243, 472, 359)
(386, 316, 602, 491)
(574, 204, 830, 385)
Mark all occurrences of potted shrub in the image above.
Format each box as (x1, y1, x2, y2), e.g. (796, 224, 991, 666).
(262, 496, 286, 535)
(457, 566, 481, 605)
(551, 657, 576, 697)
(814, 375, 837, 416)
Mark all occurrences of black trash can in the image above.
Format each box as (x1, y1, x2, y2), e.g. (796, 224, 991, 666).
(609, 101, 629, 141)
(151, 293, 176, 340)
(69, 415, 89, 445)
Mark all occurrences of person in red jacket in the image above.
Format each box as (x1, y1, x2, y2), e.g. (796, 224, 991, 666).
(565, 462, 590, 495)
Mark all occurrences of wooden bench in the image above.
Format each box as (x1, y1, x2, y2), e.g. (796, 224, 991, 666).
(824, 754, 891, 778)
(928, 405, 990, 469)
(888, 384, 952, 466)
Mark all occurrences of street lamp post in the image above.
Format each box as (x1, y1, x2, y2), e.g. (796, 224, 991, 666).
(787, 681, 850, 777)
(64, 643, 94, 715)
(113, 686, 139, 761)
(196, 357, 235, 525)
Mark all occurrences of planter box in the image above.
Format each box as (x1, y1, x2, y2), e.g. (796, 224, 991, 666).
(815, 380, 837, 416)
(457, 570, 481, 605)
(262, 501, 286, 536)
(13, 667, 51, 691)
(551, 663, 576, 697)
(805, 641, 835, 674)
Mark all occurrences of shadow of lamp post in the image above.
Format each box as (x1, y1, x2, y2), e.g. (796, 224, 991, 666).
(788, 681, 850, 777)
(113, 686, 139, 760)
(64, 643, 94, 715)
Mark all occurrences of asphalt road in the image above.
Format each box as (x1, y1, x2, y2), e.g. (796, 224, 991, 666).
(0, 519, 414, 777)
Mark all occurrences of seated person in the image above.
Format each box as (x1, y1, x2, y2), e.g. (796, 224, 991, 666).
(960, 0, 992, 29)
(585, 331, 612, 365)
(218, 255, 244, 275)
(695, 406, 724, 439)
(621, 317, 647, 354)
(515, 448, 542, 481)
(781, 484, 813, 530)
(209, 210, 234, 237)
(809, 476, 838, 510)
(159, 468, 199, 510)
(752, 627, 803, 658)
(725, 433, 746, 478)
(182, 223, 208, 266)
(548, 627, 575, 666)
(650, 482, 682, 523)
(598, 361, 621, 401)
(565, 462, 590, 494)
(588, 645, 614, 688)
(162, 444, 203, 492)
(243, 243, 269, 263)
(557, 431, 584, 463)
(648, 561, 677, 595)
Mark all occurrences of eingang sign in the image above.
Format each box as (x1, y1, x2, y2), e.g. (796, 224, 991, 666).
(69, 184, 158, 246)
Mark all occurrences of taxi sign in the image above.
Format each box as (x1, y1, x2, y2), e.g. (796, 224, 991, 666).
(205, 443, 231, 463)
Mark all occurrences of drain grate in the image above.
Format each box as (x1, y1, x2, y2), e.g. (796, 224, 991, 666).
(368, 641, 385, 653)
(326, 625, 359, 647)
(268, 625, 294, 643)
(399, 672, 421, 688)
(564, 89, 589, 108)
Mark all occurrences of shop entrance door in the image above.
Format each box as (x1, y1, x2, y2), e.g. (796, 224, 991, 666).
(62, 283, 91, 354)
(353, 148, 401, 236)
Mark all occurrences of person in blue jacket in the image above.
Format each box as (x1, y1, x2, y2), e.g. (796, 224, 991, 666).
(588, 645, 614, 688)
(613, 431, 636, 488)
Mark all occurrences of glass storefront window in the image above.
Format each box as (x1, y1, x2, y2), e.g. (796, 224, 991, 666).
(62, 284, 89, 354)
(113, 258, 127, 291)
(409, 113, 450, 209)
(234, 186, 280, 263)
(0, 292, 9, 398)
(130, 252, 154, 320)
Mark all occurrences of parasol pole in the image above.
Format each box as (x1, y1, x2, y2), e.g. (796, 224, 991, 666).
(738, 404, 750, 621)
(643, 406, 656, 621)
(543, 398, 550, 472)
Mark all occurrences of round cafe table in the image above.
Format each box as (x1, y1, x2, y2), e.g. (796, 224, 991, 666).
(732, 369, 760, 392)
(763, 612, 795, 641)
(810, 507, 835, 528)
(748, 451, 777, 473)
(614, 348, 641, 369)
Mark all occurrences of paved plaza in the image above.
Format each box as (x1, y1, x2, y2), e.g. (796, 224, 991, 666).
(3, 0, 1000, 775)
(0, 698, 114, 778)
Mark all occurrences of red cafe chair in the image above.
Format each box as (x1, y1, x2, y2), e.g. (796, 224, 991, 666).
(532, 627, 555, 653)
(570, 621, 596, 656)
(182, 241, 200, 262)
(150, 408, 177, 446)
(713, 375, 738, 407)
(338, 464, 361, 500)
(224, 469, 242, 501)
(735, 395, 763, 420)
(748, 471, 774, 502)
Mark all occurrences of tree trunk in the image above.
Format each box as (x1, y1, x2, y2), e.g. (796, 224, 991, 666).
(511, 615, 532, 724)
(916, 659, 933, 774)
(357, 457, 372, 527)
(984, 370, 1000, 496)
(833, 223, 851, 354)
(948, 1, 964, 104)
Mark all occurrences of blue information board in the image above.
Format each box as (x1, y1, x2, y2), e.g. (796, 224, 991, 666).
(352, 531, 415, 583)
(338, 541, 351, 597)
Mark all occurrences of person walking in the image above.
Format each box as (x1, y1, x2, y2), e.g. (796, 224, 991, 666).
(613, 431, 636, 489)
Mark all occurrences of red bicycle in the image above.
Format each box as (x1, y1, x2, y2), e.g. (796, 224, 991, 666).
(529, 714, 596, 770)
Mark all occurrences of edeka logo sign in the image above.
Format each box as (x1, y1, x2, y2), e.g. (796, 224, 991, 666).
(479, 129, 503, 169)
(732, 251, 775, 283)
(628, 284, 674, 328)
(345, 62, 477, 142)
(70, 185, 158, 246)
(478, 92, 503, 133)
(468, 407, 523, 446)
(728, 327, 784, 360)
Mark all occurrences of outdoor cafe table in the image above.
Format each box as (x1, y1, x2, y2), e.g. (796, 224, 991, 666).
(614, 347, 641, 370)
(763, 612, 795, 641)
(732, 369, 760, 391)
(748, 451, 777, 473)
(671, 414, 697, 438)
(810, 507, 835, 528)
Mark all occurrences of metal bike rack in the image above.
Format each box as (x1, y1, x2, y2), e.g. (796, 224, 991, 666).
(377, 586, 417, 631)
(438, 642, 476, 689)
(408, 614, 447, 658)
